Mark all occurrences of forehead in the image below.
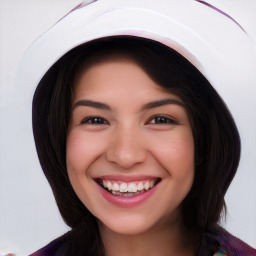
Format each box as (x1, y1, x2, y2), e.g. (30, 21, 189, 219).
(73, 57, 172, 100)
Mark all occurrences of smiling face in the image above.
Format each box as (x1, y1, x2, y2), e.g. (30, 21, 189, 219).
(66, 57, 194, 235)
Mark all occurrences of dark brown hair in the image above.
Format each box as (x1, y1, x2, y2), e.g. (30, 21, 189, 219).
(32, 36, 240, 255)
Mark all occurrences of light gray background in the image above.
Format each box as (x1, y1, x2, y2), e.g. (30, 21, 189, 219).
(0, 0, 255, 255)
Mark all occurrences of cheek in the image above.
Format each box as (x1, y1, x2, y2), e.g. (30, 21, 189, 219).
(66, 130, 108, 207)
(66, 131, 105, 174)
(150, 130, 194, 177)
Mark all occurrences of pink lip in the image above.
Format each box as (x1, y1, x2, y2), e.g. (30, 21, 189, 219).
(95, 178, 160, 208)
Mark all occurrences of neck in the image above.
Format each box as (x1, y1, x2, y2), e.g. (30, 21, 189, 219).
(99, 216, 198, 256)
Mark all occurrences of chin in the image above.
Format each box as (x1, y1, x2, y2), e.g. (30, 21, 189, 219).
(98, 213, 158, 236)
(97, 209, 180, 236)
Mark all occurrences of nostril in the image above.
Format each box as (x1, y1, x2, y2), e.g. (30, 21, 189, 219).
(106, 130, 147, 169)
(106, 147, 147, 169)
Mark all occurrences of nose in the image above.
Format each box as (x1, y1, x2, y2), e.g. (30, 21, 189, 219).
(106, 126, 147, 169)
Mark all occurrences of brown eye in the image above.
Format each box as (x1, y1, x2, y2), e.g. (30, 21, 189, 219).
(81, 117, 109, 125)
(148, 115, 179, 125)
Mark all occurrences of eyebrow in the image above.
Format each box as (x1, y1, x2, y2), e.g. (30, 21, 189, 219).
(72, 100, 111, 110)
(72, 98, 185, 111)
(141, 98, 185, 110)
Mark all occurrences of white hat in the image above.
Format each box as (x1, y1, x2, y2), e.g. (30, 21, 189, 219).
(15, 0, 256, 113)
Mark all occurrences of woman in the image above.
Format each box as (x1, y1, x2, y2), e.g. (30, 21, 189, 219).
(16, 1, 255, 256)
(30, 36, 255, 255)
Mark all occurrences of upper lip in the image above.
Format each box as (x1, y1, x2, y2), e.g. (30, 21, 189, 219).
(94, 175, 160, 182)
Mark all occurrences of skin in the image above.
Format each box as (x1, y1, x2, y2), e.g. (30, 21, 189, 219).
(66, 57, 196, 255)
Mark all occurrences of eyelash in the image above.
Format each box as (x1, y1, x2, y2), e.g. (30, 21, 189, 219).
(80, 116, 109, 125)
(146, 115, 179, 125)
(80, 115, 179, 125)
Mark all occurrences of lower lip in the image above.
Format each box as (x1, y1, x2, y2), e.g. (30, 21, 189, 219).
(96, 181, 160, 208)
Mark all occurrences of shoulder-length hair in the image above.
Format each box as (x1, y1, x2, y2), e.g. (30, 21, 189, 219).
(32, 36, 240, 255)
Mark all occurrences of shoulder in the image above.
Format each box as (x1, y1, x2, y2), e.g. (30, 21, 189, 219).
(217, 230, 256, 256)
(29, 233, 70, 256)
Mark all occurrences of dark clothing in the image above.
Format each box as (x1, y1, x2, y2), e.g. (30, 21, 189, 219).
(30, 230, 256, 256)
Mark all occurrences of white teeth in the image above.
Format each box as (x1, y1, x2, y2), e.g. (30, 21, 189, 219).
(144, 181, 150, 190)
(107, 181, 112, 191)
(123, 193, 134, 197)
(119, 183, 128, 192)
(101, 179, 158, 194)
(112, 191, 136, 197)
(127, 183, 137, 193)
(112, 182, 119, 191)
(137, 182, 144, 191)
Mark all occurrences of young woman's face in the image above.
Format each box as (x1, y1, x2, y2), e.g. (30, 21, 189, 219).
(66, 57, 194, 235)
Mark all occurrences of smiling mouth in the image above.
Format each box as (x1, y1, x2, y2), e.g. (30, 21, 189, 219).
(96, 178, 161, 197)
